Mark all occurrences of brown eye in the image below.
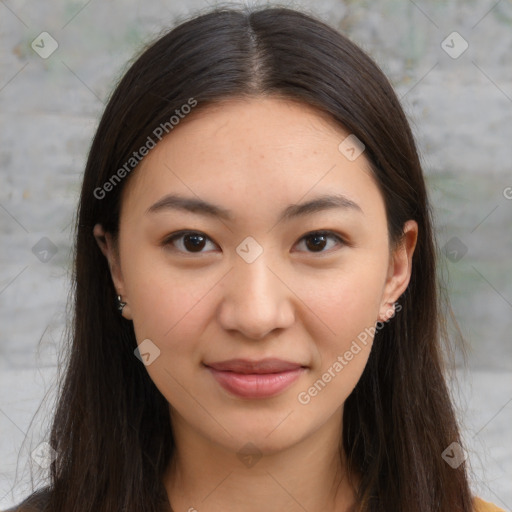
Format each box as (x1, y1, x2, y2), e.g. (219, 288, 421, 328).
(295, 231, 344, 253)
(305, 233, 328, 251)
(164, 231, 218, 254)
(183, 233, 206, 252)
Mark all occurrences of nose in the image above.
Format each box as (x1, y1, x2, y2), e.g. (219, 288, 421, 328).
(217, 253, 295, 340)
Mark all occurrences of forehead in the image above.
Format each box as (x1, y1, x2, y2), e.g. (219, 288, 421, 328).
(120, 96, 382, 220)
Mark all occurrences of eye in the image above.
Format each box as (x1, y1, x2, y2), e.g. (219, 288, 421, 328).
(294, 231, 345, 253)
(163, 231, 218, 254)
(163, 229, 345, 255)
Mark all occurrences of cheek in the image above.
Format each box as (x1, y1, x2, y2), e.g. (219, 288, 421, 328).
(122, 254, 217, 414)
(309, 259, 387, 344)
(120, 239, 217, 344)
(297, 254, 387, 405)
(131, 280, 204, 341)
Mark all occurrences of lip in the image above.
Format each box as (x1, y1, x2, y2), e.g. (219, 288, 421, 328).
(204, 358, 307, 399)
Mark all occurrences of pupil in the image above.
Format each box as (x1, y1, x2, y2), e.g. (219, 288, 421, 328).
(184, 234, 205, 251)
(306, 234, 326, 251)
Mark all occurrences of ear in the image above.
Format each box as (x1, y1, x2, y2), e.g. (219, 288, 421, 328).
(378, 220, 418, 322)
(93, 223, 132, 320)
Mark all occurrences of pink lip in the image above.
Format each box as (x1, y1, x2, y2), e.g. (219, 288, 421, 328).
(204, 358, 307, 399)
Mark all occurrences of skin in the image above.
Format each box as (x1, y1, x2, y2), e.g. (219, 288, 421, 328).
(94, 96, 417, 512)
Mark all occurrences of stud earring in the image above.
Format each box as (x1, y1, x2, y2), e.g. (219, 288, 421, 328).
(379, 302, 396, 322)
(117, 295, 127, 313)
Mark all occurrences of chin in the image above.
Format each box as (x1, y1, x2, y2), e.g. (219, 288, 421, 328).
(219, 415, 306, 453)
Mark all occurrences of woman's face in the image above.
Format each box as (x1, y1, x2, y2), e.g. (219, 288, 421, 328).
(95, 97, 416, 455)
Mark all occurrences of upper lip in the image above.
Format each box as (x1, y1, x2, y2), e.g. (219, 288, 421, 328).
(204, 358, 306, 374)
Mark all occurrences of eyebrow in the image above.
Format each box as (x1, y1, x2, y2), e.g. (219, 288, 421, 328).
(146, 192, 363, 222)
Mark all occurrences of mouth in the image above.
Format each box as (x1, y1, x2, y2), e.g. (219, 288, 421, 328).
(203, 358, 308, 399)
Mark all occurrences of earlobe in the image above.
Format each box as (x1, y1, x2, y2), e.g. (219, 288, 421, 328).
(378, 220, 418, 321)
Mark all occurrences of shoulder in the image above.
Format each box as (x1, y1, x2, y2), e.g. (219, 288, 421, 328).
(2, 487, 51, 512)
(473, 496, 507, 512)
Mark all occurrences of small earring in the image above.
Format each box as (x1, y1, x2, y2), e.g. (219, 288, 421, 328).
(117, 295, 127, 313)
(379, 302, 396, 322)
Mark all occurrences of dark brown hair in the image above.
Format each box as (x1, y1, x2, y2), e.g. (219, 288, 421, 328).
(20, 5, 474, 511)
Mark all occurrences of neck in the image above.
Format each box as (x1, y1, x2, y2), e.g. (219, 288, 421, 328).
(162, 407, 357, 512)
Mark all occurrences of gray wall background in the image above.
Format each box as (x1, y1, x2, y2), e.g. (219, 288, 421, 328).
(1, 0, 511, 509)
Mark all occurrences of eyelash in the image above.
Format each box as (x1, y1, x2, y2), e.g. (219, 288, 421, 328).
(162, 230, 346, 255)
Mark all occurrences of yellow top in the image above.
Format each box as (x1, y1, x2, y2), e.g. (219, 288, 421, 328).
(474, 496, 507, 512)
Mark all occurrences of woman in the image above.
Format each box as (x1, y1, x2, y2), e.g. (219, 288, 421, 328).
(5, 5, 505, 512)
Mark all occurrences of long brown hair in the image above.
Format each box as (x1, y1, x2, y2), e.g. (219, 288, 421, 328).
(28, 5, 473, 511)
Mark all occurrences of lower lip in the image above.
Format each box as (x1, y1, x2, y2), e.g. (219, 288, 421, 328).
(207, 367, 306, 399)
